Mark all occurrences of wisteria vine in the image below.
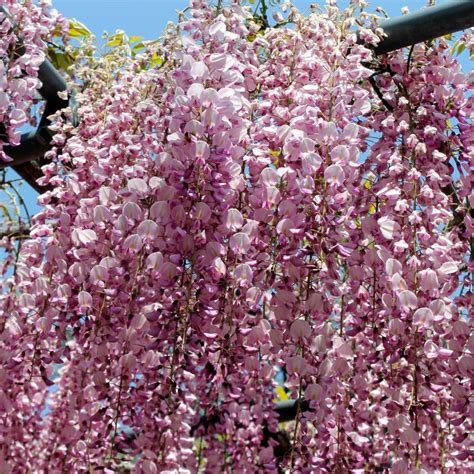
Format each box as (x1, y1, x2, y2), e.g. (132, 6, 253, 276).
(0, 0, 472, 472)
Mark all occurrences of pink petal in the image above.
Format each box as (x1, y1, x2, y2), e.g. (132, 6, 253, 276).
(120, 353, 137, 370)
(260, 167, 280, 187)
(398, 290, 417, 309)
(99, 186, 118, 205)
(72, 228, 97, 246)
(385, 258, 402, 276)
(146, 252, 163, 271)
(161, 262, 178, 281)
(187, 82, 204, 100)
(419, 268, 439, 291)
(93, 205, 111, 223)
(290, 319, 311, 341)
(401, 426, 419, 445)
(209, 21, 226, 41)
(438, 348, 453, 360)
(234, 263, 253, 285)
(190, 61, 209, 81)
(137, 219, 159, 241)
(122, 202, 143, 220)
(10, 109, 27, 127)
(388, 318, 404, 336)
(192, 202, 211, 222)
(301, 152, 322, 175)
(210, 257, 226, 278)
(438, 261, 458, 275)
(324, 164, 345, 185)
(90, 265, 108, 286)
(378, 216, 399, 240)
(229, 232, 251, 254)
(304, 383, 323, 401)
(127, 178, 149, 196)
(226, 208, 243, 231)
(286, 355, 308, 376)
(330, 145, 350, 164)
(150, 201, 170, 223)
(424, 340, 439, 359)
(142, 460, 158, 474)
(195, 141, 210, 160)
(413, 307, 433, 326)
(123, 234, 143, 253)
(78, 291, 93, 309)
(353, 97, 371, 115)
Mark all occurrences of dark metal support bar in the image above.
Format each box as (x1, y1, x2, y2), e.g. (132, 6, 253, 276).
(3, 131, 51, 168)
(374, 0, 474, 54)
(275, 399, 310, 423)
(36, 59, 69, 110)
(1, 58, 68, 191)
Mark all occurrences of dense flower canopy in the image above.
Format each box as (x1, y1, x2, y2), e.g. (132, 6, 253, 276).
(0, 0, 472, 472)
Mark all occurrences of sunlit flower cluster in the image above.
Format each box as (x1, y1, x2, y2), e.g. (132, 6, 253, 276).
(0, 0, 472, 472)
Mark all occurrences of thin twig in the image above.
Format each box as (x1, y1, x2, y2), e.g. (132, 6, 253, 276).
(368, 74, 393, 111)
(406, 44, 415, 73)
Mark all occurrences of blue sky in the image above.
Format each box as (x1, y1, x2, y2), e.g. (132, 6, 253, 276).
(52, 0, 431, 41)
(5, 0, 468, 215)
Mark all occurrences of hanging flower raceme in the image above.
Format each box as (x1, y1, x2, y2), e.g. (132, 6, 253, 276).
(0, 0, 472, 472)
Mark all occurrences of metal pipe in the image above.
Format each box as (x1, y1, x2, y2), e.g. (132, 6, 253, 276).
(374, 0, 474, 54)
(37, 59, 69, 110)
(1, 132, 51, 169)
(275, 399, 310, 423)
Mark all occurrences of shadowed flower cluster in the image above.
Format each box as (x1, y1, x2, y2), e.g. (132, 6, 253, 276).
(0, 0, 472, 472)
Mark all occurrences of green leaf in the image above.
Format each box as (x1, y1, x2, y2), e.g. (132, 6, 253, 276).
(105, 32, 127, 47)
(129, 35, 144, 43)
(150, 53, 163, 66)
(47, 48, 75, 73)
(456, 42, 466, 56)
(68, 18, 92, 38)
(105, 39, 123, 47)
(132, 42, 145, 52)
(274, 386, 289, 402)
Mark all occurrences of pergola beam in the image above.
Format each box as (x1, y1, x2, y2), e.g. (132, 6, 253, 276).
(374, 0, 474, 55)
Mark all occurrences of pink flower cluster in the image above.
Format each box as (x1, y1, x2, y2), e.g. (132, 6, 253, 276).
(0, 0, 67, 161)
(0, 0, 472, 472)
